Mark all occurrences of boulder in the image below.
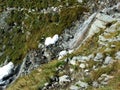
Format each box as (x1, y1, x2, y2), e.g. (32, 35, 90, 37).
(94, 53, 103, 61)
(104, 56, 113, 65)
(59, 75, 70, 85)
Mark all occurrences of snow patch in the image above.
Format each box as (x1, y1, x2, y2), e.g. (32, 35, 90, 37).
(0, 62, 14, 81)
(45, 34, 59, 46)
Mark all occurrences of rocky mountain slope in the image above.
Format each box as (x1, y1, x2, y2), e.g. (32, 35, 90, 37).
(0, 0, 120, 90)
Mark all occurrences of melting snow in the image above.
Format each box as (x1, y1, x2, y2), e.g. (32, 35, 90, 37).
(0, 62, 14, 81)
(44, 34, 59, 46)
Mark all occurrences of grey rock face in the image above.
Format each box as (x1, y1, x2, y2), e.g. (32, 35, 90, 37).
(94, 53, 103, 61)
(92, 81, 99, 88)
(115, 51, 120, 60)
(104, 56, 113, 65)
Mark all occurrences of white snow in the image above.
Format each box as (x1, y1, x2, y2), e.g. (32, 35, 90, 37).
(0, 62, 14, 80)
(44, 34, 59, 46)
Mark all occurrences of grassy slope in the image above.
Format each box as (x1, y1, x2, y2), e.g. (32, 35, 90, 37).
(7, 19, 120, 90)
(7, 60, 65, 90)
(0, 0, 88, 64)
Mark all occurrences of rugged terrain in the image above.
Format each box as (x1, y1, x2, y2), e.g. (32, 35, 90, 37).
(0, 0, 120, 90)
